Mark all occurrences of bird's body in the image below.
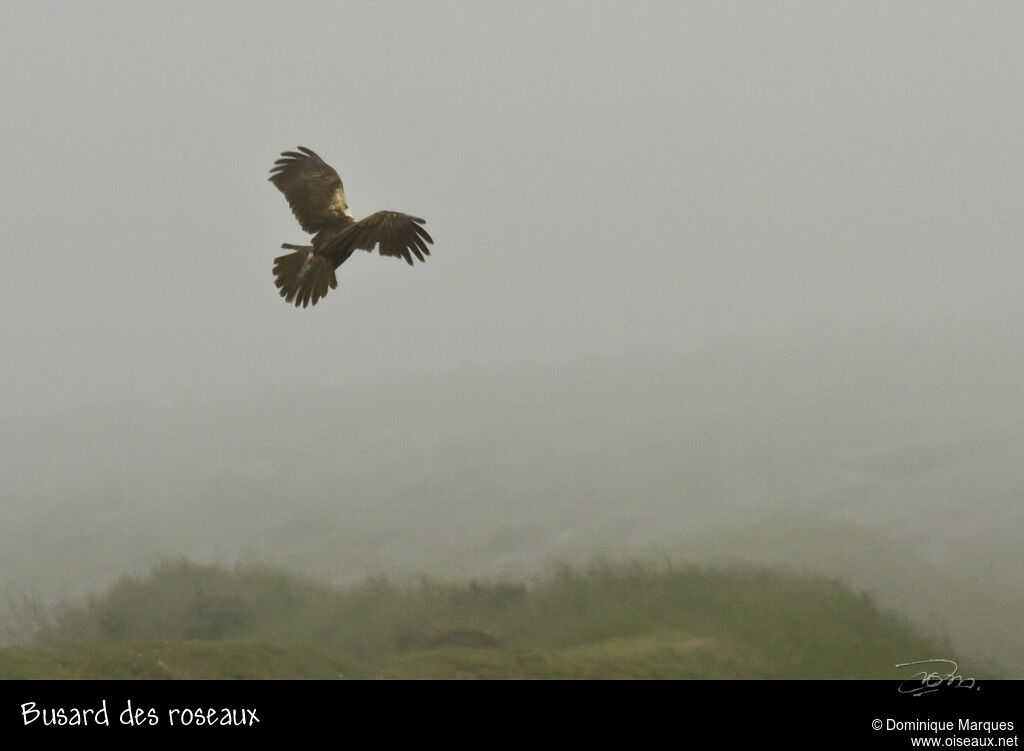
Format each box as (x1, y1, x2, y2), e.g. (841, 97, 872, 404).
(268, 146, 433, 307)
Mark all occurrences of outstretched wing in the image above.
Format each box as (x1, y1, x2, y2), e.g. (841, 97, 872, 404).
(269, 147, 353, 234)
(331, 211, 434, 266)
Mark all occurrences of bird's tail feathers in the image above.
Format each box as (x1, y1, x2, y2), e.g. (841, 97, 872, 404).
(273, 246, 337, 308)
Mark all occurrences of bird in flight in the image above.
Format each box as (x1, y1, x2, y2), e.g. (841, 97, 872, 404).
(268, 146, 433, 307)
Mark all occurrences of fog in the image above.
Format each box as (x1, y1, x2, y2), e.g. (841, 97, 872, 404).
(2, 2, 1023, 675)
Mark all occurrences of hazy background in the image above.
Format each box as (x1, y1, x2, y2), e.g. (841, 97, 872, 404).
(2, 2, 1023, 673)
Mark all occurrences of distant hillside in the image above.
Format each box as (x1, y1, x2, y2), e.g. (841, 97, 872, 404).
(2, 321, 1022, 676)
(682, 512, 1024, 678)
(0, 560, 992, 679)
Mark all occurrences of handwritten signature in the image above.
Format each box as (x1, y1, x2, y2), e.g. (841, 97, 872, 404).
(896, 659, 977, 696)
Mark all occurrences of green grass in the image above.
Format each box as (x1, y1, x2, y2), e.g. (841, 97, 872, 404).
(0, 559, 991, 679)
(370, 632, 753, 679)
(0, 641, 356, 680)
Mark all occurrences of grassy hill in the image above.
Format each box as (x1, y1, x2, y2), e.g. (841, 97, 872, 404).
(3, 330, 1022, 677)
(0, 559, 990, 679)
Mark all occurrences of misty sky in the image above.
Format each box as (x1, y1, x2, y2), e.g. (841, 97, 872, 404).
(2, 1, 1023, 415)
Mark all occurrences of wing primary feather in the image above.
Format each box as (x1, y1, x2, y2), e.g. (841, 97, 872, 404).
(411, 234, 429, 257)
(413, 225, 434, 244)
